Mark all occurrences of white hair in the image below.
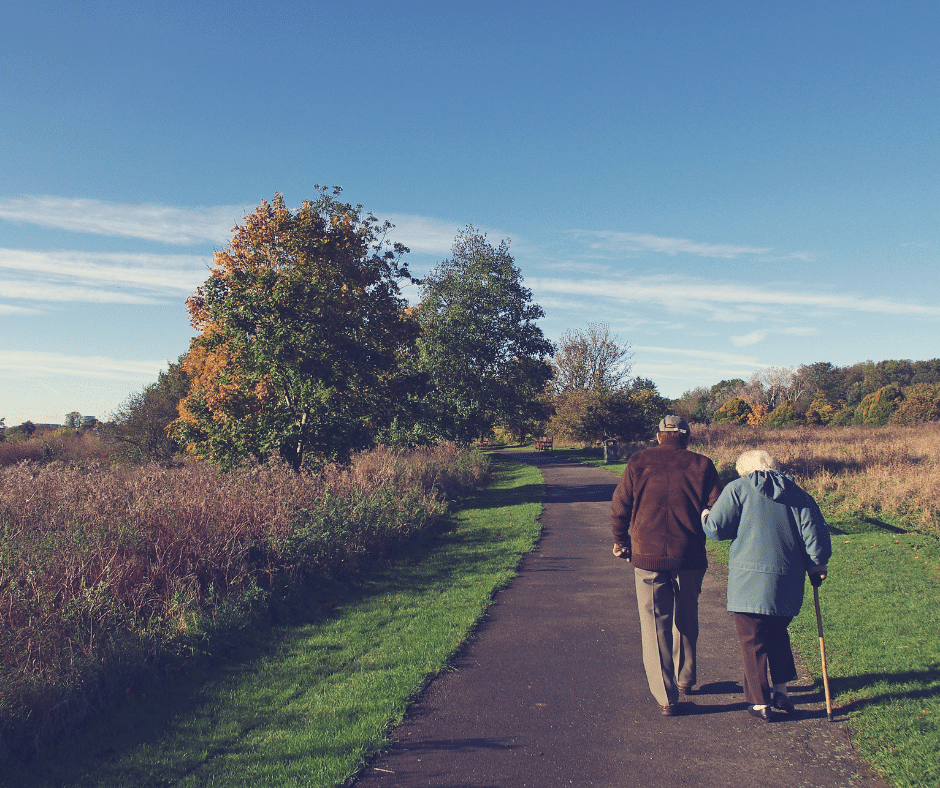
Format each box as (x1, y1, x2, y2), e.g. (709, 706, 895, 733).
(735, 449, 781, 476)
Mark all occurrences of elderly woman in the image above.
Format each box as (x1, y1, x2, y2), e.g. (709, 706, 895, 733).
(702, 449, 831, 722)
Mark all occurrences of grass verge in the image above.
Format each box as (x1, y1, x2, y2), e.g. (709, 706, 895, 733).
(3, 455, 544, 788)
(786, 514, 940, 788)
(566, 445, 940, 788)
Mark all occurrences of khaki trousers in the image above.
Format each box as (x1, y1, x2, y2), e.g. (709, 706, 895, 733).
(633, 567, 705, 707)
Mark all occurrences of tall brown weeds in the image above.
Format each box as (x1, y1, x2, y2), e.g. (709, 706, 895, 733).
(689, 423, 940, 532)
(0, 430, 112, 466)
(0, 444, 488, 759)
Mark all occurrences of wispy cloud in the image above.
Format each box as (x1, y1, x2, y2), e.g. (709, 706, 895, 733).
(528, 274, 940, 319)
(0, 280, 159, 304)
(0, 248, 208, 293)
(730, 330, 768, 346)
(633, 345, 766, 366)
(631, 345, 767, 391)
(0, 304, 39, 315)
(571, 230, 774, 259)
(0, 196, 242, 245)
(0, 351, 168, 380)
(730, 325, 820, 347)
(384, 214, 461, 256)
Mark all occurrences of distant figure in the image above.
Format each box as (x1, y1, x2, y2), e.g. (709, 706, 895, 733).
(610, 415, 723, 716)
(703, 449, 831, 722)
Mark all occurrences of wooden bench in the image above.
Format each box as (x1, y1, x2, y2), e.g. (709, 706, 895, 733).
(535, 437, 553, 452)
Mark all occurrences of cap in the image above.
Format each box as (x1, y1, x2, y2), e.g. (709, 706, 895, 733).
(659, 415, 690, 433)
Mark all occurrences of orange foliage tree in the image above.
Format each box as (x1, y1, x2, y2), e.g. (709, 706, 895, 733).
(171, 189, 418, 469)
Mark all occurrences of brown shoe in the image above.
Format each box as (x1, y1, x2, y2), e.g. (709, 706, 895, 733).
(678, 685, 694, 696)
(659, 704, 679, 716)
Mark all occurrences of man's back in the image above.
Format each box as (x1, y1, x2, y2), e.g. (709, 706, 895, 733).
(611, 444, 722, 571)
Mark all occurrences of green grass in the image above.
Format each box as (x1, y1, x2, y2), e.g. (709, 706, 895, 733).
(787, 515, 940, 788)
(575, 446, 940, 788)
(3, 455, 544, 788)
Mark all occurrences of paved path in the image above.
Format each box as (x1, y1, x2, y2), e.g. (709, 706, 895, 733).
(354, 452, 887, 788)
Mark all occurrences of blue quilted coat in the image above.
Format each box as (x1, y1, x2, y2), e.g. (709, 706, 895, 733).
(703, 471, 832, 616)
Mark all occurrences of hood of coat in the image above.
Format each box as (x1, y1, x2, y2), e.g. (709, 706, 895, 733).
(745, 470, 803, 505)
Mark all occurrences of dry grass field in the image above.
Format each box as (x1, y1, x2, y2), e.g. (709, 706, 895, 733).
(0, 444, 489, 758)
(691, 422, 940, 535)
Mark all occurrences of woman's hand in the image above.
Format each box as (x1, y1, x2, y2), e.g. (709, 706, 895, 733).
(808, 565, 828, 587)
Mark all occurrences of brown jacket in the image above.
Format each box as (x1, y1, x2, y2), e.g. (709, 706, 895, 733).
(610, 444, 723, 571)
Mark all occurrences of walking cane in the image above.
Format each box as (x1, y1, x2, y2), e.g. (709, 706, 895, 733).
(812, 584, 833, 722)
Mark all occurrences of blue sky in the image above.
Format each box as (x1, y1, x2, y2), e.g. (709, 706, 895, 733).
(2, 1, 939, 426)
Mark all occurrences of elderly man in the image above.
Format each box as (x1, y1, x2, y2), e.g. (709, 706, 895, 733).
(611, 416, 723, 715)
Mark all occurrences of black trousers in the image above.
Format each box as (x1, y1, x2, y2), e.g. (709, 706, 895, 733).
(733, 612, 798, 706)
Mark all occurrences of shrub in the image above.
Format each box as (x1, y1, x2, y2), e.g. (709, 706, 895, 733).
(804, 392, 836, 425)
(764, 403, 799, 428)
(853, 384, 903, 426)
(712, 397, 753, 425)
(891, 384, 940, 425)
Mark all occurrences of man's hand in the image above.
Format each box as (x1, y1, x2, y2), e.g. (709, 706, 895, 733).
(613, 543, 631, 561)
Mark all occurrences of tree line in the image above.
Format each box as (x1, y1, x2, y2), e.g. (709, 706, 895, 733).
(672, 359, 940, 427)
(0, 190, 662, 468)
(8, 189, 937, 464)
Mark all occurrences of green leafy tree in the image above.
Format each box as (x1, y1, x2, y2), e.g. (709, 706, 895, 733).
(628, 378, 670, 437)
(549, 388, 615, 446)
(408, 228, 554, 444)
(64, 412, 82, 430)
(671, 386, 712, 424)
(171, 190, 418, 469)
(105, 358, 192, 463)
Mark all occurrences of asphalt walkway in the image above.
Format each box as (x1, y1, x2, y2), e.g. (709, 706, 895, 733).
(353, 451, 887, 788)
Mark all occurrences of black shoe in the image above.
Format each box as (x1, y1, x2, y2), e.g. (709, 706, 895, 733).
(747, 705, 773, 722)
(772, 691, 795, 714)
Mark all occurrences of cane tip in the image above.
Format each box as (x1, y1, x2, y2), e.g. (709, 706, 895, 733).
(827, 713, 833, 722)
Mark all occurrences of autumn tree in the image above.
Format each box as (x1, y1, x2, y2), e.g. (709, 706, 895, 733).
(406, 228, 554, 444)
(172, 190, 418, 469)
